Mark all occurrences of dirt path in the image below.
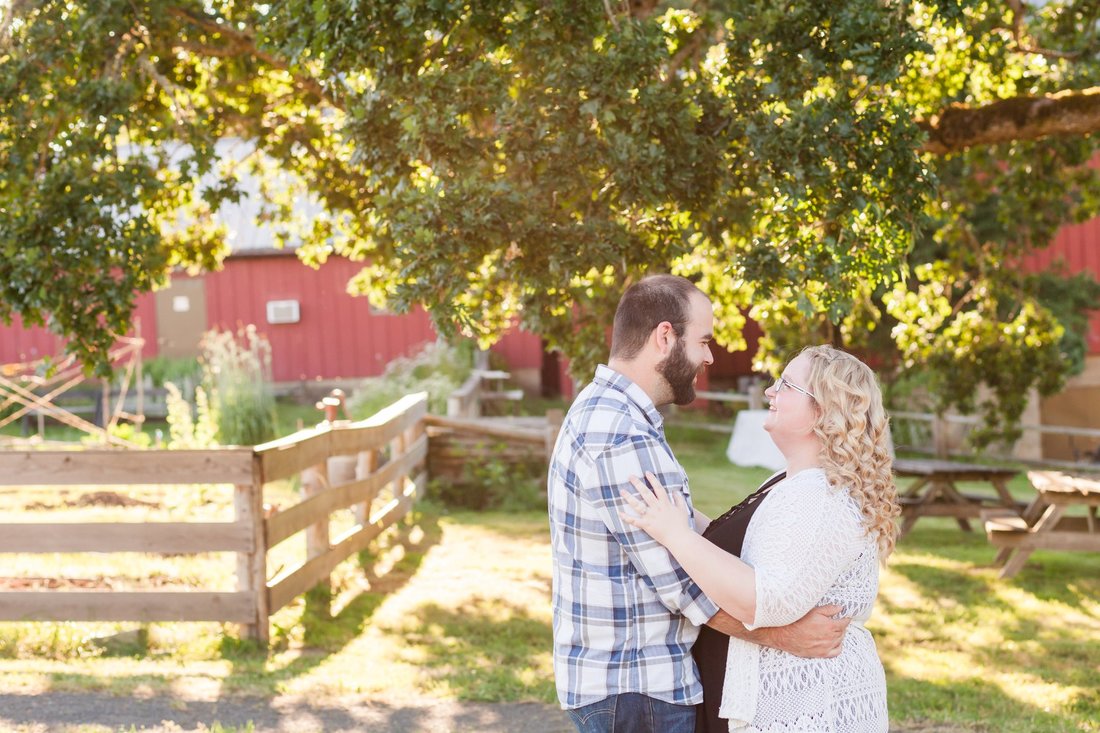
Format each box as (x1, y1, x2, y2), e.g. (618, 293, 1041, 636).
(0, 691, 574, 732)
(0, 691, 973, 733)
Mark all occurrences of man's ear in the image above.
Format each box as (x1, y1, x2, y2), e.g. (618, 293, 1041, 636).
(651, 321, 676, 355)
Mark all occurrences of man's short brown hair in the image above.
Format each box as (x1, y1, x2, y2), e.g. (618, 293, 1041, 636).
(610, 275, 704, 360)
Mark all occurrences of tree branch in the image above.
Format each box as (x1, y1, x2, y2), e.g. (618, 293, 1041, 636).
(136, 55, 198, 124)
(918, 87, 1100, 154)
(1004, 0, 1089, 61)
(165, 6, 338, 108)
(667, 27, 707, 77)
(602, 0, 620, 30)
(628, 0, 662, 20)
(0, 3, 12, 44)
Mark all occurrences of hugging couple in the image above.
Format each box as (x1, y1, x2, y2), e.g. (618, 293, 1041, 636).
(548, 275, 898, 733)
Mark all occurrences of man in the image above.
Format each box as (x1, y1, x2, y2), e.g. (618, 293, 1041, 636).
(548, 274, 848, 732)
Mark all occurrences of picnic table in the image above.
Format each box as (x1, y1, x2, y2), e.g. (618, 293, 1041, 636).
(984, 470, 1100, 578)
(894, 458, 1024, 537)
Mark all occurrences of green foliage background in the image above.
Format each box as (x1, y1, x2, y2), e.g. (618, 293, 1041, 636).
(2, 0, 1099, 442)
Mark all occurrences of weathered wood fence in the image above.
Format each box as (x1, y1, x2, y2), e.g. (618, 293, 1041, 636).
(446, 368, 524, 419)
(0, 393, 428, 642)
(681, 388, 1100, 469)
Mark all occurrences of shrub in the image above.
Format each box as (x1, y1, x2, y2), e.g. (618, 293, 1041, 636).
(427, 440, 546, 511)
(347, 339, 475, 418)
(79, 421, 153, 448)
(142, 356, 201, 388)
(200, 326, 277, 446)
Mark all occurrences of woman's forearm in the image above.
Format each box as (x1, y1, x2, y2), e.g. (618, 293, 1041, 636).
(665, 529, 757, 625)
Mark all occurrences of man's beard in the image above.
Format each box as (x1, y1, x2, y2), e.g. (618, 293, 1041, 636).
(657, 337, 704, 406)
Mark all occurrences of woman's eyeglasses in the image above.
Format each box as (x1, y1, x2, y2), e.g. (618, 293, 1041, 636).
(773, 375, 816, 400)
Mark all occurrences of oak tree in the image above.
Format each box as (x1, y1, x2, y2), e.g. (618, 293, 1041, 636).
(1, 0, 1098, 441)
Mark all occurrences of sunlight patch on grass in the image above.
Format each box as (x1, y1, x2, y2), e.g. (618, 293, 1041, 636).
(990, 671, 1083, 711)
(886, 647, 975, 684)
(269, 515, 555, 704)
(870, 530, 1099, 731)
(0, 657, 233, 698)
(875, 567, 932, 613)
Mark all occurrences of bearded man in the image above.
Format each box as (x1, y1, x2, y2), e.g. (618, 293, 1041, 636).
(547, 274, 848, 733)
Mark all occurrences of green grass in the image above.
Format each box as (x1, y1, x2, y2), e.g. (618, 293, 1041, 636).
(0, 423, 1096, 732)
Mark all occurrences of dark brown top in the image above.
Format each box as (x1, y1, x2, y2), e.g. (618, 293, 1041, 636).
(693, 472, 786, 733)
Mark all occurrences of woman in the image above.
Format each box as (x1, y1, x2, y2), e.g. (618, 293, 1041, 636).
(621, 345, 898, 732)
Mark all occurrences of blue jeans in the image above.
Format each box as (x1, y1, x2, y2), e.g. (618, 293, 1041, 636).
(566, 693, 696, 733)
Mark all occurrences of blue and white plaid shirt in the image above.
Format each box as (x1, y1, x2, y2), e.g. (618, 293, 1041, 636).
(548, 365, 719, 709)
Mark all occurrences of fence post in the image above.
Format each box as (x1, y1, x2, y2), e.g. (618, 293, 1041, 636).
(389, 430, 408, 502)
(397, 423, 416, 504)
(932, 414, 949, 458)
(235, 457, 269, 643)
(747, 383, 764, 411)
(448, 373, 483, 419)
(301, 460, 331, 610)
(546, 409, 564, 460)
(355, 448, 379, 526)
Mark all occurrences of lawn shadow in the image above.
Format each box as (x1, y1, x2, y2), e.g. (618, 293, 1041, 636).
(885, 663, 1091, 733)
(893, 525, 1100, 613)
(995, 550, 1100, 608)
(0, 689, 572, 733)
(402, 596, 555, 703)
(882, 526, 1099, 715)
(443, 509, 553, 541)
(224, 509, 446, 693)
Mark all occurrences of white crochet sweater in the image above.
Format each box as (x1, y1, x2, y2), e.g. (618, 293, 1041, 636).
(719, 468, 889, 732)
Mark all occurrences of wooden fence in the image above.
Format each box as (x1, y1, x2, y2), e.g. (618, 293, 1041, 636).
(447, 369, 524, 419)
(888, 410, 1100, 465)
(681, 389, 1100, 469)
(0, 392, 429, 642)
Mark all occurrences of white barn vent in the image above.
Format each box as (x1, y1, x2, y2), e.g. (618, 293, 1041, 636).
(266, 299, 301, 325)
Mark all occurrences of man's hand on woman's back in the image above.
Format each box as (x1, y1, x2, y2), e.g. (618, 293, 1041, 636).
(706, 605, 850, 658)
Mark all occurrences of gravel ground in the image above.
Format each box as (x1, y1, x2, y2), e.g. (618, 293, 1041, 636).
(0, 692, 970, 732)
(0, 692, 574, 732)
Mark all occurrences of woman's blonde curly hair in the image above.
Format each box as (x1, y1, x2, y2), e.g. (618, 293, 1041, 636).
(801, 345, 900, 558)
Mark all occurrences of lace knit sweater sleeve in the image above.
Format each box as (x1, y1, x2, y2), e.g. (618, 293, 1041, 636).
(742, 469, 869, 630)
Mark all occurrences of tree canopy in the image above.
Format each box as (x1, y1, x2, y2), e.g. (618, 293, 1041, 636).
(2, 0, 1099, 442)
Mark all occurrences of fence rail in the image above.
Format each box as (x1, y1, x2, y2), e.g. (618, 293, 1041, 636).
(891, 410, 1100, 439)
(0, 591, 256, 624)
(683, 390, 1100, 469)
(447, 369, 523, 419)
(0, 392, 431, 642)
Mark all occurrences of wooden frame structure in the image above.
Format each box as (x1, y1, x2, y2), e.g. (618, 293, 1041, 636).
(0, 336, 146, 447)
(0, 392, 428, 642)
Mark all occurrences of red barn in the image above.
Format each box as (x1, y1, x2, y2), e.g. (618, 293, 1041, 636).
(0, 248, 553, 397)
(1023, 219, 1100, 460)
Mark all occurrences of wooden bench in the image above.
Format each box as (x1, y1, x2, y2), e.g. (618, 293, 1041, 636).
(984, 470, 1100, 578)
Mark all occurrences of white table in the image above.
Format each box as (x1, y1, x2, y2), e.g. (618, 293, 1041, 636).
(726, 410, 785, 471)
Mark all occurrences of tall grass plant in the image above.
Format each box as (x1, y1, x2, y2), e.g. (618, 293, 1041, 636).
(200, 326, 277, 446)
(163, 382, 219, 448)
